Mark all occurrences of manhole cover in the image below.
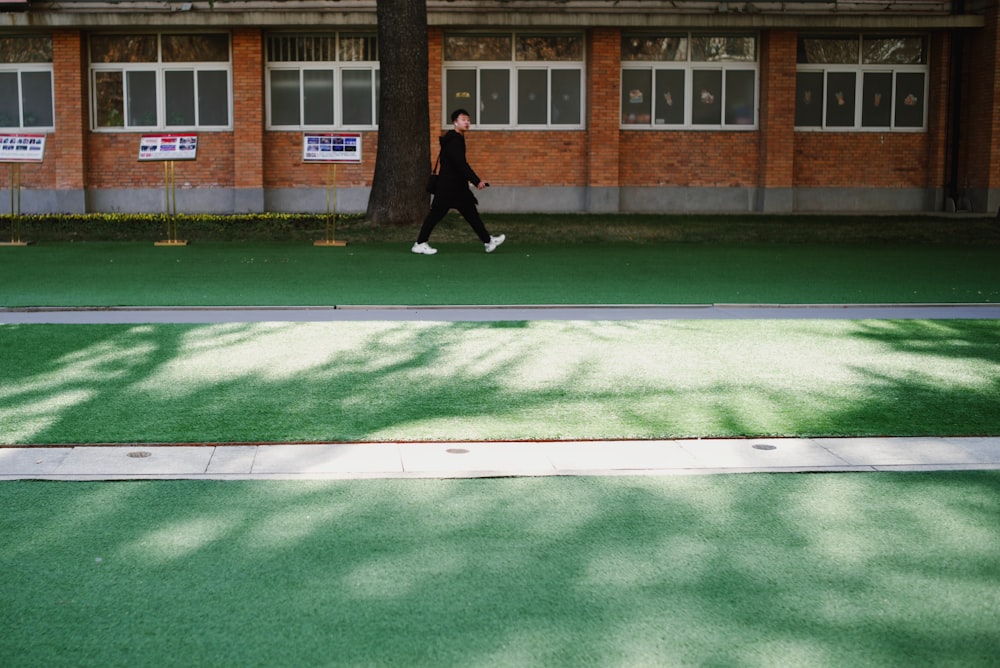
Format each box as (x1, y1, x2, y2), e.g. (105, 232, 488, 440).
(127, 451, 152, 458)
(752, 444, 777, 451)
(445, 448, 470, 454)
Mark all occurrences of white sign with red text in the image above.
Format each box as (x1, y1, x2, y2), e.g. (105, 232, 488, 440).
(139, 134, 198, 161)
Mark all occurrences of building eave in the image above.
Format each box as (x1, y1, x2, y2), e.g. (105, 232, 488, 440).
(1, 0, 984, 30)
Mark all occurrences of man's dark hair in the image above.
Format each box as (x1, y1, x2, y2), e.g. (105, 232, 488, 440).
(451, 108, 470, 122)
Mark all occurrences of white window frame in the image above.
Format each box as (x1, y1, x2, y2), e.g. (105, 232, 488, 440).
(794, 34, 929, 132)
(443, 32, 586, 131)
(265, 33, 380, 131)
(89, 33, 233, 132)
(620, 33, 759, 131)
(0, 66, 55, 131)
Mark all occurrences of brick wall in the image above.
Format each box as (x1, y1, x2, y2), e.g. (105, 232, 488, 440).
(791, 28, 939, 191)
(52, 30, 87, 193)
(428, 29, 443, 158)
(87, 132, 235, 189)
(464, 132, 588, 186)
(426, 28, 588, 188)
(960, 3, 1000, 192)
(233, 28, 263, 191)
(14, 29, 84, 193)
(759, 30, 796, 190)
(794, 133, 930, 188)
(589, 28, 620, 188)
(620, 132, 760, 186)
(11, 23, 980, 211)
(924, 30, 950, 192)
(263, 132, 374, 188)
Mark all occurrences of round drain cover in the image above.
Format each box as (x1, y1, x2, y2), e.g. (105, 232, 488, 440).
(752, 444, 777, 451)
(127, 451, 152, 458)
(446, 448, 470, 454)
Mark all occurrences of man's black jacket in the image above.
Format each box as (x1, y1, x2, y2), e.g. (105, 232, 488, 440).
(431, 129, 481, 207)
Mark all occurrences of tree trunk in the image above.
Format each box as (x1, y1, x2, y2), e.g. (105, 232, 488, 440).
(366, 0, 430, 226)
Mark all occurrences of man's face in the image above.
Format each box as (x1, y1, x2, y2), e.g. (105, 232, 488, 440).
(453, 113, 471, 132)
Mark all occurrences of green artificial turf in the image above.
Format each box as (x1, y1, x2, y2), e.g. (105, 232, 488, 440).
(2, 474, 998, 666)
(2, 241, 999, 307)
(3, 319, 998, 444)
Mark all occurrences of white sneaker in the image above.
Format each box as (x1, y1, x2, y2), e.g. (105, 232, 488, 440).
(411, 242, 437, 255)
(485, 234, 506, 253)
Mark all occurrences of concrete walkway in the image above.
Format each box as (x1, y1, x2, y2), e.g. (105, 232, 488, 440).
(3, 304, 998, 480)
(3, 437, 1000, 480)
(4, 303, 1000, 324)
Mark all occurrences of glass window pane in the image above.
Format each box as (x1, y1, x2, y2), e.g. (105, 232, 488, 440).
(341, 69, 372, 125)
(91, 35, 157, 64)
(861, 71, 892, 127)
(267, 35, 336, 63)
(692, 36, 755, 62)
(94, 71, 124, 127)
(303, 69, 334, 125)
(0, 36, 52, 64)
(655, 69, 685, 125)
(445, 69, 477, 123)
(692, 70, 722, 124)
(127, 71, 157, 126)
(724, 69, 754, 125)
(480, 69, 510, 125)
(622, 69, 651, 125)
(516, 35, 583, 61)
(825, 71, 856, 127)
(797, 36, 859, 64)
(21, 71, 53, 127)
(863, 36, 925, 65)
(794, 71, 823, 127)
(444, 35, 511, 61)
(517, 69, 548, 124)
(270, 69, 301, 126)
(621, 35, 687, 62)
(162, 34, 229, 63)
(0, 72, 19, 126)
(894, 72, 925, 128)
(339, 35, 378, 62)
(198, 70, 229, 126)
(551, 69, 580, 125)
(165, 70, 195, 126)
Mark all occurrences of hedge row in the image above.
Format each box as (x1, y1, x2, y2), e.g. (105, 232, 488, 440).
(0, 212, 370, 242)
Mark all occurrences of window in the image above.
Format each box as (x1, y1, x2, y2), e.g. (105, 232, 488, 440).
(266, 33, 380, 129)
(90, 33, 231, 130)
(620, 34, 758, 129)
(0, 35, 55, 130)
(795, 34, 927, 131)
(443, 33, 584, 129)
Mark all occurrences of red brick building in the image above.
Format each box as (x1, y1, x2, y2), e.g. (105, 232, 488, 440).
(1, 0, 996, 215)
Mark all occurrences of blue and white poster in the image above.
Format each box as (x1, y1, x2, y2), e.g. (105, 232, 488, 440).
(0, 134, 46, 163)
(302, 133, 362, 163)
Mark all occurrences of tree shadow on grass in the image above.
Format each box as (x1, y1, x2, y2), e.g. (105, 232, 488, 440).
(1, 473, 999, 665)
(2, 319, 1000, 444)
(3, 319, 1000, 664)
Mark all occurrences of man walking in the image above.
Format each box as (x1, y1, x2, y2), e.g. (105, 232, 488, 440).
(412, 109, 506, 255)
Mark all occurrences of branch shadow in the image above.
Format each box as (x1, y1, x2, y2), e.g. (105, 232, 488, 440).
(2, 318, 1000, 444)
(1, 473, 998, 665)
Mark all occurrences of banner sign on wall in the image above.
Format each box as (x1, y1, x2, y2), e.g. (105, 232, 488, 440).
(139, 134, 198, 161)
(0, 134, 47, 162)
(302, 133, 362, 163)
